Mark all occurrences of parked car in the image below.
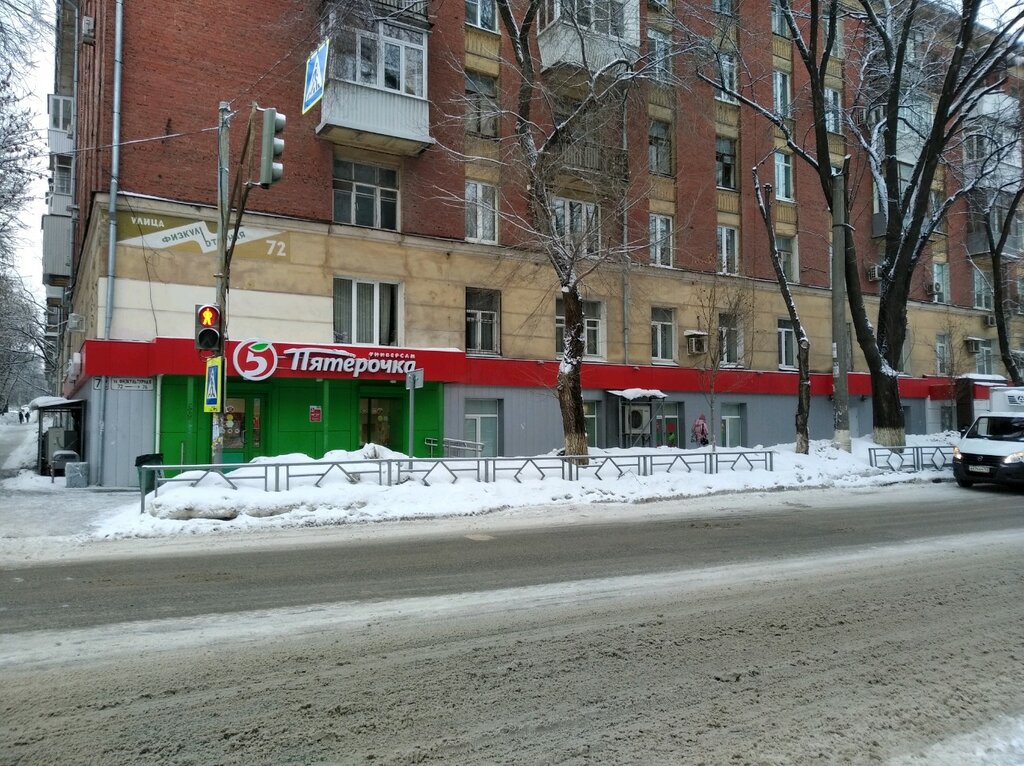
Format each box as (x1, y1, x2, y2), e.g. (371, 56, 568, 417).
(952, 412, 1024, 488)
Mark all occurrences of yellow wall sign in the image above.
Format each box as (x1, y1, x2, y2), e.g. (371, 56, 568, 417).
(204, 356, 223, 413)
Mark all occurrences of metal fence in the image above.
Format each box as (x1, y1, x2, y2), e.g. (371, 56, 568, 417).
(137, 449, 775, 513)
(868, 445, 955, 472)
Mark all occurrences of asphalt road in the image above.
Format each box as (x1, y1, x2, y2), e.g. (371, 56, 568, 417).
(3, 482, 1024, 765)
(2, 481, 1020, 634)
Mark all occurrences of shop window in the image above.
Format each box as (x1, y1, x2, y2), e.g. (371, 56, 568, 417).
(464, 399, 501, 456)
(333, 277, 399, 345)
(584, 400, 601, 448)
(720, 403, 746, 447)
(654, 402, 679, 447)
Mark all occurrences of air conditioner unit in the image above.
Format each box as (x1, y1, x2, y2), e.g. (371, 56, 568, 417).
(985, 314, 998, 327)
(67, 351, 82, 379)
(866, 264, 883, 282)
(625, 405, 651, 435)
(81, 15, 95, 43)
(687, 335, 708, 355)
(965, 338, 981, 354)
(925, 282, 942, 297)
(67, 313, 84, 331)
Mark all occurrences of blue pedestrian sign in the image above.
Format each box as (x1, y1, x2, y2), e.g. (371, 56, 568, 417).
(204, 356, 223, 413)
(302, 39, 330, 115)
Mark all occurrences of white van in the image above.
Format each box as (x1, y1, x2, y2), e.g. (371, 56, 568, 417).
(952, 410, 1024, 488)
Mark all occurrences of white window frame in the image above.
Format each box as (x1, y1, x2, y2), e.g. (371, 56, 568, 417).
(774, 151, 794, 201)
(340, 21, 426, 98)
(333, 277, 401, 346)
(933, 262, 949, 304)
(552, 196, 601, 256)
(649, 213, 673, 266)
(771, 0, 790, 36)
(773, 70, 791, 118)
(715, 53, 738, 104)
(824, 88, 842, 133)
(651, 307, 675, 362)
(717, 224, 738, 274)
(648, 29, 672, 83)
(649, 119, 672, 175)
(48, 94, 73, 131)
(720, 403, 745, 448)
(466, 287, 500, 355)
(465, 180, 498, 243)
(718, 312, 742, 366)
(973, 266, 994, 310)
(777, 318, 796, 368)
(464, 399, 502, 456)
(465, 72, 499, 137)
(936, 333, 951, 376)
(584, 400, 601, 448)
(555, 298, 605, 358)
(53, 155, 73, 196)
(776, 235, 797, 282)
(977, 339, 994, 375)
(465, 0, 497, 31)
(541, 0, 626, 37)
(716, 136, 737, 190)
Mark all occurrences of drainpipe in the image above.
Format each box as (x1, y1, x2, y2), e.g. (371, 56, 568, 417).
(620, 95, 630, 365)
(96, 0, 124, 484)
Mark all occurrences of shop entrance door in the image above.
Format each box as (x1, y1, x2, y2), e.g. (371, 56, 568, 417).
(360, 397, 400, 450)
(222, 395, 267, 464)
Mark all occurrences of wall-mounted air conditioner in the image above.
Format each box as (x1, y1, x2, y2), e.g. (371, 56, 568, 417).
(866, 265, 883, 282)
(67, 313, 84, 331)
(965, 338, 981, 354)
(687, 335, 708, 355)
(925, 282, 941, 296)
(625, 405, 651, 435)
(985, 314, 998, 328)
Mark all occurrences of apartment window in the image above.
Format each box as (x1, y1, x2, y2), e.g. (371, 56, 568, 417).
(465, 181, 497, 243)
(774, 151, 794, 201)
(973, 267, 994, 310)
(720, 403, 746, 447)
(464, 399, 501, 456)
(466, 287, 500, 354)
(771, 0, 790, 36)
(712, 0, 734, 16)
(649, 214, 673, 266)
(551, 197, 600, 255)
(716, 137, 737, 190)
(541, 0, 625, 37)
(333, 160, 399, 230)
(824, 88, 842, 133)
(465, 73, 498, 137)
(651, 307, 675, 362)
(53, 155, 72, 196)
(649, 120, 672, 175)
(977, 339, 994, 375)
(555, 298, 604, 357)
(719, 313, 741, 365)
(48, 95, 73, 131)
(933, 262, 949, 304)
(777, 318, 796, 368)
(333, 278, 399, 345)
(715, 53, 738, 103)
(717, 225, 738, 274)
(773, 70, 791, 118)
(776, 236, 797, 282)
(584, 401, 601, 448)
(338, 21, 425, 97)
(466, 0, 497, 31)
(936, 333, 951, 376)
(648, 30, 672, 83)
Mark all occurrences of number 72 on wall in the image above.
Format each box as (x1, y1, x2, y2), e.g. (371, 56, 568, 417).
(265, 239, 286, 257)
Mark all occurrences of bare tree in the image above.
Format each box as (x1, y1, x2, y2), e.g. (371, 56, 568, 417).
(696, 0, 1024, 446)
(0, 0, 50, 82)
(752, 170, 811, 453)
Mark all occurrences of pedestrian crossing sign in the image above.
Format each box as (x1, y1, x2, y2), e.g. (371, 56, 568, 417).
(204, 356, 223, 413)
(302, 39, 330, 115)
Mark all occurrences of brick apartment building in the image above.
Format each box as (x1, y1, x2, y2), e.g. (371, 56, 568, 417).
(40, 0, 1024, 485)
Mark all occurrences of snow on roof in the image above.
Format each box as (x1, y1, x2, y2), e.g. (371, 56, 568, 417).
(29, 396, 79, 410)
(609, 388, 667, 400)
(683, 329, 708, 337)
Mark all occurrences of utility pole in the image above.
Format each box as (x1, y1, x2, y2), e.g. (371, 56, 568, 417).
(831, 162, 851, 452)
(212, 101, 231, 464)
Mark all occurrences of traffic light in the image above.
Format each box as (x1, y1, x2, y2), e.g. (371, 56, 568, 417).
(259, 107, 286, 188)
(194, 303, 222, 351)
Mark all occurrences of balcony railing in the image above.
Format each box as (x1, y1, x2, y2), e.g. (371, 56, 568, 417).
(537, 19, 639, 73)
(318, 77, 433, 156)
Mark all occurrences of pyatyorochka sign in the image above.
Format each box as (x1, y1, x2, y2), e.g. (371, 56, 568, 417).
(232, 340, 418, 382)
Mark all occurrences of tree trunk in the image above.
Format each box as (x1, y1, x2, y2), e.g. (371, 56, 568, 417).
(795, 341, 811, 454)
(870, 368, 905, 446)
(557, 287, 589, 464)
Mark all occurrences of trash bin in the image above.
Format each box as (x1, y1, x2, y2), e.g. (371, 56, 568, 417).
(135, 453, 164, 493)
